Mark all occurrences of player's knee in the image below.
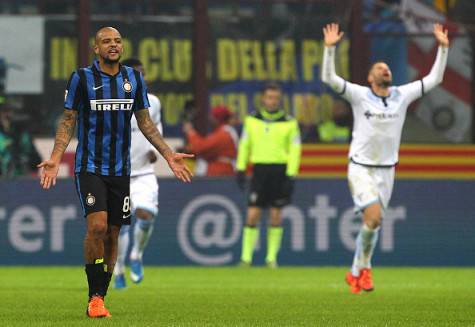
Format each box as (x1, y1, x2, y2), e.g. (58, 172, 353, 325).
(269, 208, 282, 226)
(246, 217, 260, 227)
(246, 208, 261, 226)
(269, 217, 282, 227)
(365, 212, 381, 229)
(135, 208, 154, 220)
(363, 206, 382, 229)
(136, 217, 154, 230)
(88, 220, 108, 239)
(366, 217, 381, 229)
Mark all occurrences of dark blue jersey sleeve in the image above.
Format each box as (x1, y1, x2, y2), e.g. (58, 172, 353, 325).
(64, 71, 82, 110)
(133, 72, 150, 111)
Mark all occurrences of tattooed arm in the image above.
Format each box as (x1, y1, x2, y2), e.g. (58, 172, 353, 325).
(135, 108, 194, 182)
(38, 109, 77, 189)
(135, 108, 173, 160)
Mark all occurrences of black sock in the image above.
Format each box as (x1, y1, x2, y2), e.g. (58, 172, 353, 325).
(103, 271, 113, 297)
(85, 259, 106, 298)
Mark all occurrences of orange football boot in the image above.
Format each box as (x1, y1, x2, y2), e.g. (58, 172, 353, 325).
(86, 295, 111, 318)
(345, 272, 361, 294)
(358, 268, 374, 292)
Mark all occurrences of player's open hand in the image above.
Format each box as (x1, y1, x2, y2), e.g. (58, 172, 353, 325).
(433, 23, 449, 48)
(37, 159, 60, 189)
(166, 152, 194, 183)
(323, 23, 344, 47)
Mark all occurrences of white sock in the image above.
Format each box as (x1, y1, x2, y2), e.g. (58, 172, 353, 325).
(114, 225, 130, 276)
(351, 224, 380, 276)
(130, 217, 155, 261)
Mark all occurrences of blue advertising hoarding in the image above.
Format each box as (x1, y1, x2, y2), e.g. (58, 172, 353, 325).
(0, 178, 473, 266)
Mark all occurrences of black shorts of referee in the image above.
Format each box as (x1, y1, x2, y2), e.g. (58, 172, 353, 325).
(248, 164, 294, 208)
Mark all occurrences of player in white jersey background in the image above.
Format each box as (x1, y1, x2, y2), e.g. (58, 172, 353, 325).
(114, 58, 163, 289)
(321, 23, 449, 293)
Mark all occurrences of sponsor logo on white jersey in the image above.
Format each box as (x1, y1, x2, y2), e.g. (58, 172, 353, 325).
(364, 110, 400, 120)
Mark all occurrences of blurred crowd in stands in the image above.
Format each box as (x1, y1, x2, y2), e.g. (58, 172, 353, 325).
(0, 95, 40, 178)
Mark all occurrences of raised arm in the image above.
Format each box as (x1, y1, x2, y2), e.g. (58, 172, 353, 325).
(135, 108, 193, 182)
(321, 23, 346, 93)
(400, 24, 449, 102)
(422, 24, 449, 91)
(38, 109, 77, 189)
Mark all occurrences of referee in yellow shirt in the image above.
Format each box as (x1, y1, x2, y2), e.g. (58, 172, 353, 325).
(236, 83, 301, 267)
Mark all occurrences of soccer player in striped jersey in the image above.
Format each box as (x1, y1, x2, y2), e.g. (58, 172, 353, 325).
(38, 27, 193, 318)
(321, 23, 449, 293)
(113, 58, 162, 289)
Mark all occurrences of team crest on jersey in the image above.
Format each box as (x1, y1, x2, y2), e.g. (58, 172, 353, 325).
(122, 80, 132, 93)
(86, 193, 96, 206)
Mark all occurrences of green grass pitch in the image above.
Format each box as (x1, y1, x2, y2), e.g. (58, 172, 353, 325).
(0, 267, 473, 326)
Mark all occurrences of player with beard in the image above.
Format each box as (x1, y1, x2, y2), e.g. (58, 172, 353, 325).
(321, 23, 449, 293)
(38, 27, 193, 317)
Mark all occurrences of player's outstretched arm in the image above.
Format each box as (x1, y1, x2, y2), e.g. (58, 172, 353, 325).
(433, 23, 449, 48)
(421, 24, 450, 92)
(321, 23, 346, 93)
(400, 23, 449, 102)
(38, 109, 77, 189)
(135, 108, 194, 183)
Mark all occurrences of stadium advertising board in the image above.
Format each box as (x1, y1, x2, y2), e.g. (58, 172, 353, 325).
(0, 179, 473, 266)
(44, 18, 348, 137)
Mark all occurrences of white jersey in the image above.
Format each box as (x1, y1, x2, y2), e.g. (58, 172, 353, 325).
(342, 81, 422, 166)
(130, 93, 162, 176)
(322, 46, 448, 166)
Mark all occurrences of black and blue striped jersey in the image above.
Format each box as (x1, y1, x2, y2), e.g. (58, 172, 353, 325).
(64, 60, 150, 176)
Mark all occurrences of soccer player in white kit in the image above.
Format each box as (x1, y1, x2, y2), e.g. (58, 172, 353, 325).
(114, 58, 163, 289)
(321, 23, 449, 293)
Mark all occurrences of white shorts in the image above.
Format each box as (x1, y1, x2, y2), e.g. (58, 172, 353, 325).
(130, 174, 159, 215)
(348, 162, 395, 212)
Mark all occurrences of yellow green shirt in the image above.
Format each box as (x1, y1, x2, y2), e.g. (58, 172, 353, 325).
(318, 120, 350, 143)
(236, 109, 301, 176)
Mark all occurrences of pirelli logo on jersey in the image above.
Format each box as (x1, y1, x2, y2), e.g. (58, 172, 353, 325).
(90, 99, 134, 111)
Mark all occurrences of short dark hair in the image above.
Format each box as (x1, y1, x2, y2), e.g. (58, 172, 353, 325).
(262, 82, 282, 94)
(368, 60, 387, 73)
(121, 58, 143, 68)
